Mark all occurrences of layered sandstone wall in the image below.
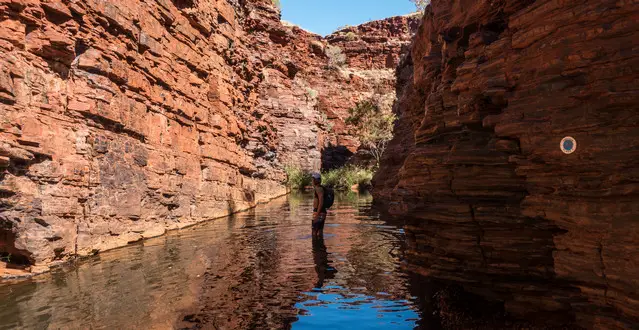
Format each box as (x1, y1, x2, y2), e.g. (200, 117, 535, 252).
(0, 0, 418, 276)
(316, 15, 420, 168)
(0, 0, 289, 275)
(374, 0, 639, 327)
(253, 14, 420, 170)
(326, 13, 421, 70)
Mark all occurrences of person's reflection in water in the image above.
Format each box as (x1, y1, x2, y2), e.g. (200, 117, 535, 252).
(312, 236, 337, 290)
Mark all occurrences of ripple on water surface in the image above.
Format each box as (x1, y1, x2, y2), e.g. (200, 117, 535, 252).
(0, 192, 421, 329)
(294, 287, 418, 329)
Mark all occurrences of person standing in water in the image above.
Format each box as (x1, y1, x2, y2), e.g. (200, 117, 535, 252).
(311, 173, 327, 237)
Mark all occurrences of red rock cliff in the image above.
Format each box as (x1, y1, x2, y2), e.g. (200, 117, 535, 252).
(374, 0, 639, 327)
(0, 0, 418, 276)
(253, 14, 420, 170)
(0, 0, 289, 275)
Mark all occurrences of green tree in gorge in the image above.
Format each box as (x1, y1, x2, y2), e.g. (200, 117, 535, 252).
(346, 98, 397, 167)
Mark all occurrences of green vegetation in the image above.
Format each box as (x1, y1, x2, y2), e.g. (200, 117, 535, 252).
(284, 165, 373, 191)
(272, 0, 281, 9)
(285, 166, 312, 190)
(306, 88, 318, 100)
(321, 166, 373, 191)
(346, 98, 397, 167)
(0, 254, 11, 263)
(345, 32, 358, 41)
(325, 121, 334, 132)
(319, 112, 334, 132)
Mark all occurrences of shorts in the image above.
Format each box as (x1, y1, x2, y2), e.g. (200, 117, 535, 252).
(312, 212, 326, 230)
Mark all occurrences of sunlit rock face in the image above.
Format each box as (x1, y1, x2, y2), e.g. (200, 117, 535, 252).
(0, 0, 289, 274)
(253, 13, 420, 170)
(0, 0, 419, 275)
(373, 0, 639, 327)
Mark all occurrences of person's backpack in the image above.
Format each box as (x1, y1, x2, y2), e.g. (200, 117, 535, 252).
(322, 185, 335, 209)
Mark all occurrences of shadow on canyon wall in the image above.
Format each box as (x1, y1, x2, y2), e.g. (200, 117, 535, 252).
(321, 145, 354, 170)
(372, 0, 639, 327)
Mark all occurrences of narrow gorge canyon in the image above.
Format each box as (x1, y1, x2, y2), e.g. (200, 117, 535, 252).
(1, 0, 638, 328)
(0, 0, 417, 275)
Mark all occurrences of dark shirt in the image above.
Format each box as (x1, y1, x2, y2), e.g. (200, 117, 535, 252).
(313, 185, 327, 213)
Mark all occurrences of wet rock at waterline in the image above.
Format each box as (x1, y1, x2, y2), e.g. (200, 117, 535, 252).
(373, 0, 639, 328)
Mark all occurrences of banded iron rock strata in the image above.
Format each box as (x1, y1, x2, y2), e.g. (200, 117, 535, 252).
(373, 0, 639, 328)
(255, 12, 419, 170)
(0, 0, 417, 276)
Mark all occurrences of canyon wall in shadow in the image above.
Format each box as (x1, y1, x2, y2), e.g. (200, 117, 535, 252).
(373, 0, 639, 328)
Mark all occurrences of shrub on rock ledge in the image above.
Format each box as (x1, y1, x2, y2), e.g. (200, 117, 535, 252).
(325, 45, 346, 69)
(285, 166, 312, 190)
(322, 166, 373, 191)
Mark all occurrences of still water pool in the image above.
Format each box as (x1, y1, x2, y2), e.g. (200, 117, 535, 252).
(0, 192, 423, 329)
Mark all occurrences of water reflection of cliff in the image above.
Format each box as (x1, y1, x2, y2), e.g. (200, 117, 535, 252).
(177, 192, 419, 329)
(0, 193, 419, 329)
(0, 233, 210, 328)
(3, 190, 620, 329)
(399, 211, 631, 328)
